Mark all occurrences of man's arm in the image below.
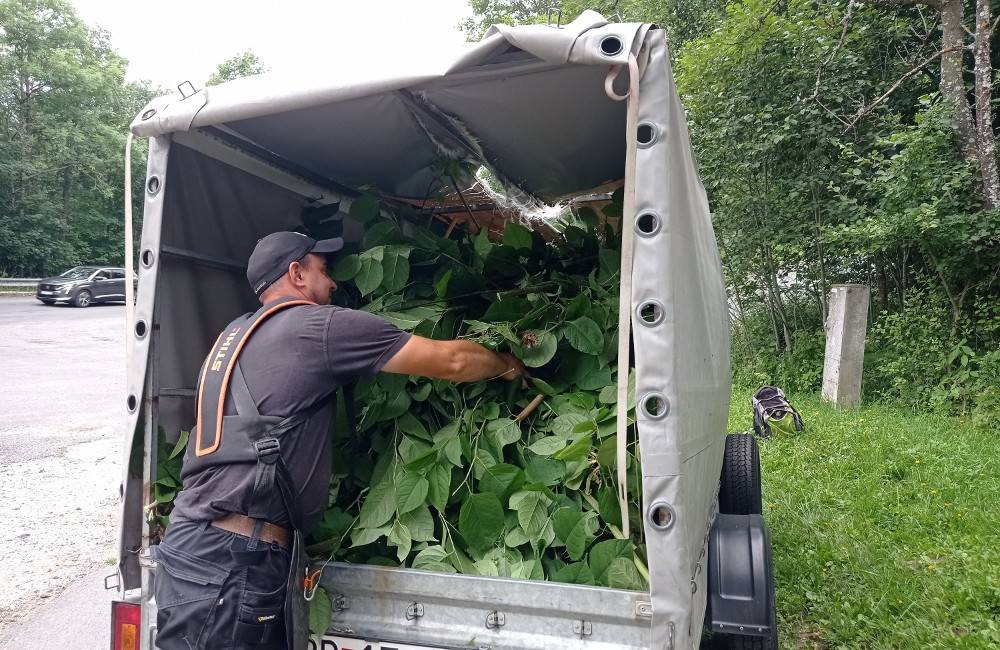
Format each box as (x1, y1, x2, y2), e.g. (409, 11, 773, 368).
(381, 336, 525, 383)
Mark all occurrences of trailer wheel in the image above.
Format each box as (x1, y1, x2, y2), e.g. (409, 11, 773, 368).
(719, 433, 762, 515)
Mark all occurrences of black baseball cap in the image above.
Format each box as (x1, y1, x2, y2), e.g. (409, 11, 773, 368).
(247, 231, 344, 296)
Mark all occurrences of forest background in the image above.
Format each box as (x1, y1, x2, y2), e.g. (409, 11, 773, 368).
(2, 0, 997, 429)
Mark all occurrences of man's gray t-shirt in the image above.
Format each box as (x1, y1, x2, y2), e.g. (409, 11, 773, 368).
(171, 304, 411, 532)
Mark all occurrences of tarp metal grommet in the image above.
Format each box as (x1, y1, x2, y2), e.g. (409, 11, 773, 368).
(636, 300, 666, 327)
(635, 211, 662, 237)
(648, 501, 677, 531)
(637, 122, 658, 148)
(639, 392, 670, 419)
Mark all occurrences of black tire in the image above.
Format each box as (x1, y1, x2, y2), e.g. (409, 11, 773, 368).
(73, 289, 93, 308)
(719, 433, 762, 515)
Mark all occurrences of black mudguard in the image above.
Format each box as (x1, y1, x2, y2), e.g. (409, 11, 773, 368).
(706, 513, 776, 637)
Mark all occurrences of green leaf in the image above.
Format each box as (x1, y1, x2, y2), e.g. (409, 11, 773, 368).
(355, 248, 385, 296)
(358, 479, 396, 528)
(524, 457, 564, 485)
(565, 293, 592, 321)
(381, 249, 410, 292)
(503, 222, 533, 250)
(427, 464, 452, 512)
(561, 317, 604, 355)
(588, 539, 633, 582)
(484, 297, 532, 322)
(479, 463, 525, 501)
(459, 493, 505, 552)
(397, 412, 431, 440)
(400, 506, 435, 542)
(396, 472, 430, 515)
(351, 524, 390, 547)
(504, 526, 530, 547)
(519, 330, 558, 367)
(552, 508, 595, 561)
(168, 430, 189, 460)
(597, 484, 623, 528)
(308, 586, 332, 635)
(412, 546, 456, 573)
(349, 195, 380, 222)
(473, 228, 494, 257)
(528, 435, 568, 456)
(381, 308, 433, 331)
(530, 376, 559, 396)
(310, 508, 355, 544)
(553, 561, 595, 585)
(509, 490, 551, 539)
(552, 434, 592, 462)
(551, 413, 590, 437)
(485, 418, 522, 447)
(435, 269, 453, 298)
(364, 221, 401, 248)
(598, 248, 620, 282)
(443, 436, 463, 467)
(332, 254, 361, 281)
(388, 521, 412, 561)
(605, 556, 645, 590)
(398, 436, 433, 464)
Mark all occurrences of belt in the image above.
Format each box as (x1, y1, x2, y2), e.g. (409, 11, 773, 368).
(211, 513, 291, 550)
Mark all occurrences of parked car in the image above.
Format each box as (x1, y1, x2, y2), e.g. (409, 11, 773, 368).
(36, 266, 134, 307)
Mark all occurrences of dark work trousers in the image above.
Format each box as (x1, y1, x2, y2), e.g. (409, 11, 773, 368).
(152, 519, 291, 650)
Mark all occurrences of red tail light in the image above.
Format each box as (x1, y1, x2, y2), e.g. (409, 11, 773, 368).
(110, 601, 141, 650)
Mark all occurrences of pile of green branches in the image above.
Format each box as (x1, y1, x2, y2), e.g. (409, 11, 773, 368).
(306, 197, 647, 593)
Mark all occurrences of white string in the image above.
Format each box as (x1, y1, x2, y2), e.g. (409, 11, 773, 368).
(605, 53, 640, 538)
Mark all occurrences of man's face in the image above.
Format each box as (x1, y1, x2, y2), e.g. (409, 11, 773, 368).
(298, 253, 337, 305)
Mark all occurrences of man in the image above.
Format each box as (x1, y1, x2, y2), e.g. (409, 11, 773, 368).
(153, 231, 525, 650)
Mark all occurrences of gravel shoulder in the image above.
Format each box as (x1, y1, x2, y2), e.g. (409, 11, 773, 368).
(0, 297, 124, 640)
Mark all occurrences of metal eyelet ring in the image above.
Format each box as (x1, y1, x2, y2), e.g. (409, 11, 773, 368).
(640, 393, 669, 419)
(648, 501, 676, 531)
(635, 212, 661, 237)
(141, 108, 157, 121)
(127, 394, 138, 413)
(135, 320, 148, 339)
(146, 176, 161, 196)
(141, 249, 154, 268)
(637, 122, 658, 148)
(636, 300, 665, 327)
(600, 35, 624, 57)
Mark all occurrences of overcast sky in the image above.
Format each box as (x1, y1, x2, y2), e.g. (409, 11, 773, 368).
(70, 0, 474, 89)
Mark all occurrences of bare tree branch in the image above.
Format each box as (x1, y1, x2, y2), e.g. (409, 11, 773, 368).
(847, 46, 960, 126)
(808, 0, 857, 102)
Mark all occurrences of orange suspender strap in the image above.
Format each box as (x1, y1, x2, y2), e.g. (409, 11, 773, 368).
(194, 299, 314, 457)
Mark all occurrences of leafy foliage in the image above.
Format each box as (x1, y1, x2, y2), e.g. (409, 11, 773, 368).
(206, 50, 268, 86)
(0, 0, 155, 277)
(306, 206, 646, 589)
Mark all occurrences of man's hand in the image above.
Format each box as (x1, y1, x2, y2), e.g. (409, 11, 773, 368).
(496, 353, 527, 381)
(382, 336, 526, 383)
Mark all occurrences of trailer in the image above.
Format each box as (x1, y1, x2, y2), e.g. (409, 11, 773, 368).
(110, 11, 776, 650)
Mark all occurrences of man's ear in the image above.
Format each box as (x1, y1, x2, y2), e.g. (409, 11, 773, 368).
(287, 260, 305, 287)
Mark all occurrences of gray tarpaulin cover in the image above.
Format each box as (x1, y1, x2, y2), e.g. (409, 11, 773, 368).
(123, 10, 730, 649)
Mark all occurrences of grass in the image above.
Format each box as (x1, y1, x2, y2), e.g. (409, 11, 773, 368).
(727, 388, 1000, 649)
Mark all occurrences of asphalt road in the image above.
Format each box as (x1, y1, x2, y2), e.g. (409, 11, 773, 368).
(0, 295, 125, 648)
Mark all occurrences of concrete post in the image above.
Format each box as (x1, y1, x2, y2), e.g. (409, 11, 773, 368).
(822, 284, 871, 409)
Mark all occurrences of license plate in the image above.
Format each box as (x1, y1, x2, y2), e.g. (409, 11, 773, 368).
(39, 290, 53, 295)
(310, 636, 442, 650)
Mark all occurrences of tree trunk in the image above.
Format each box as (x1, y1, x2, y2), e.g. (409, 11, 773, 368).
(974, 0, 1000, 209)
(938, 0, 978, 162)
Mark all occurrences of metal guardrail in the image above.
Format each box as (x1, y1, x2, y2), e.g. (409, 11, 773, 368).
(0, 278, 40, 291)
